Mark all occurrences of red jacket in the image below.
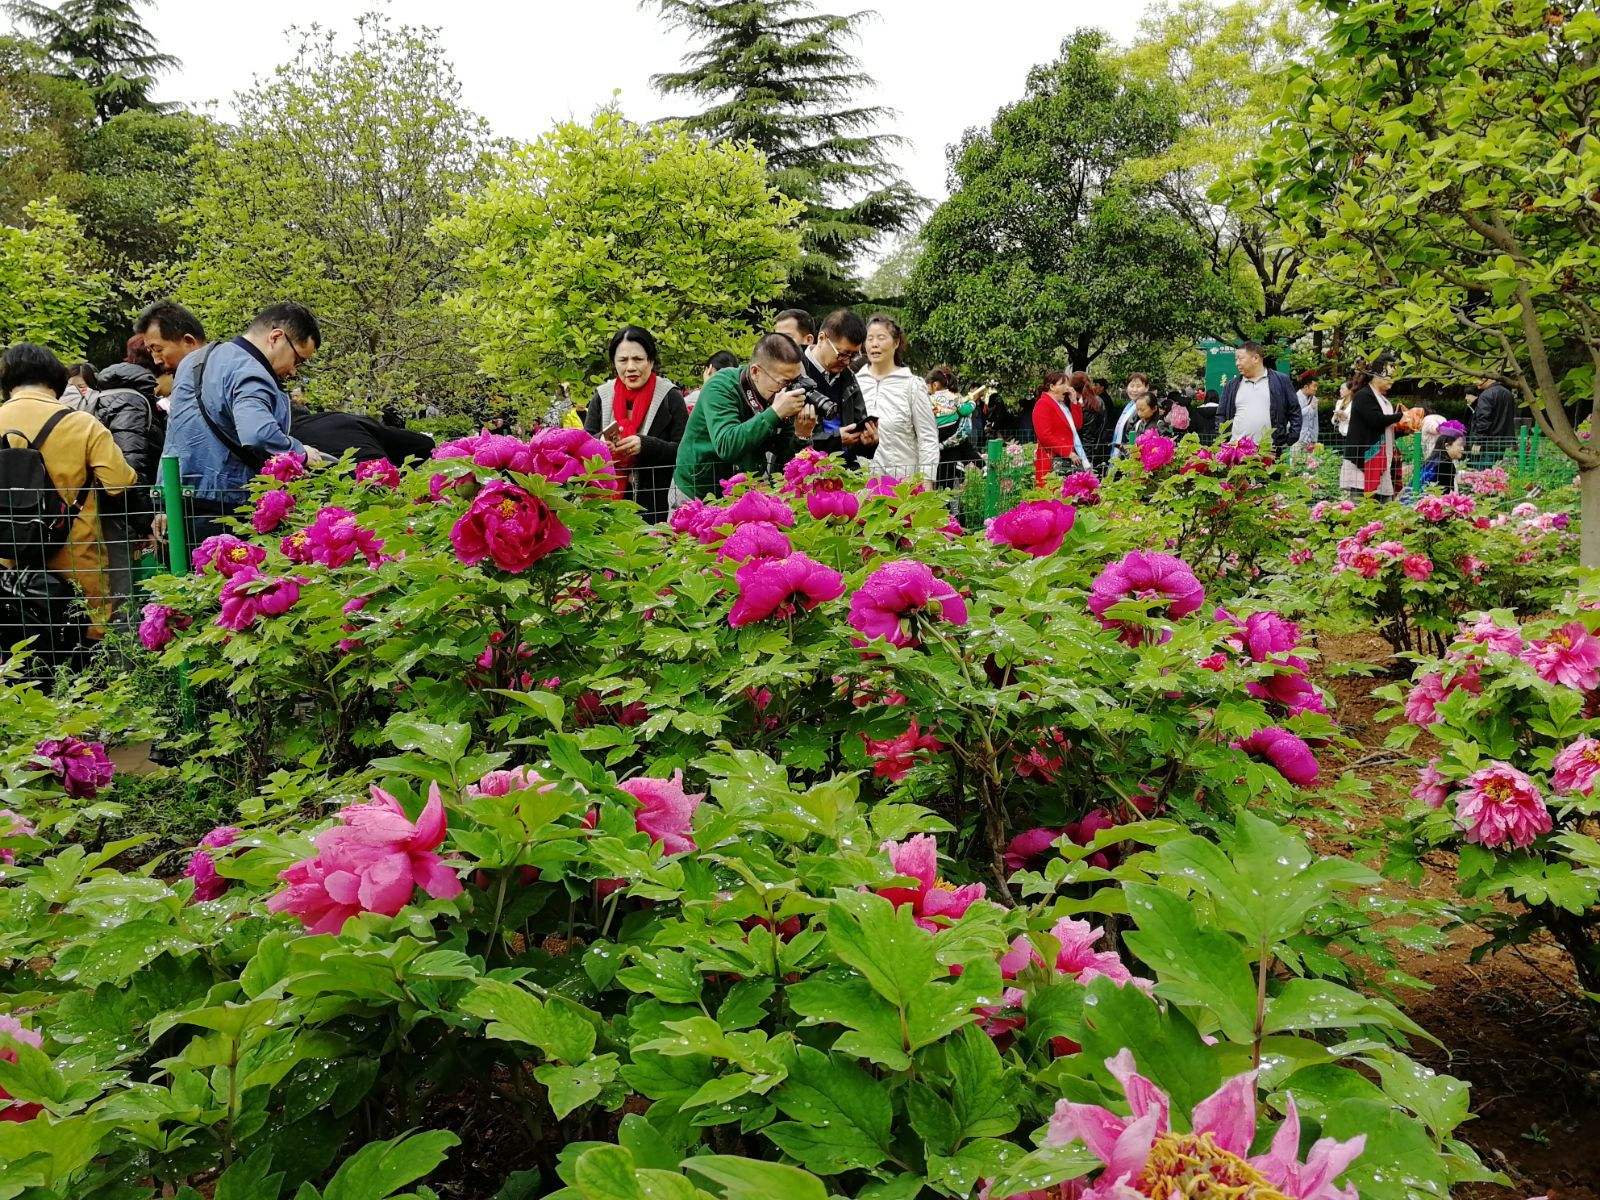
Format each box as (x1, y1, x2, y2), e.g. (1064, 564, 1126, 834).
(1032, 392, 1080, 484)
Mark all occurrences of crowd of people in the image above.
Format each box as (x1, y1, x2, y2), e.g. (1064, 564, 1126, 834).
(0, 297, 1534, 669)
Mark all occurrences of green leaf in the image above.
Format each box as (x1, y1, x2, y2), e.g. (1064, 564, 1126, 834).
(825, 891, 940, 1009)
(946, 1023, 1019, 1141)
(1122, 883, 1256, 1042)
(215, 1149, 286, 1200)
(984, 1145, 1099, 1200)
(1318, 1099, 1446, 1200)
(536, 1056, 620, 1119)
(384, 715, 471, 766)
(459, 980, 597, 1061)
(681, 1156, 827, 1200)
(1076, 976, 1221, 1116)
(787, 972, 909, 1070)
(321, 1130, 460, 1200)
(764, 1046, 893, 1174)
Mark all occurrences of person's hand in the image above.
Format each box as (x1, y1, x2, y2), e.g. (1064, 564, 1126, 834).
(150, 512, 167, 547)
(794, 404, 818, 440)
(861, 420, 880, 447)
(772, 387, 806, 420)
(612, 434, 642, 461)
(841, 423, 863, 446)
(303, 446, 332, 467)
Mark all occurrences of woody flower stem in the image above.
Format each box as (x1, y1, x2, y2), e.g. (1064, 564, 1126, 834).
(1251, 940, 1270, 1071)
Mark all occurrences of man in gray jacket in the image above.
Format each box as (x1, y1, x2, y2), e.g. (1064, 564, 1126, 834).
(1470, 376, 1517, 457)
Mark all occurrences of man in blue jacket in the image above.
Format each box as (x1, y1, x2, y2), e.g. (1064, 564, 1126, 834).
(163, 301, 328, 544)
(1217, 342, 1301, 453)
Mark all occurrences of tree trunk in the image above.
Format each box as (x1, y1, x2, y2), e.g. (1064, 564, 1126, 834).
(1583, 466, 1600, 569)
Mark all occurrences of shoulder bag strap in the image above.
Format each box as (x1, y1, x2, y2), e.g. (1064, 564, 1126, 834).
(191, 343, 270, 472)
(28, 406, 86, 514)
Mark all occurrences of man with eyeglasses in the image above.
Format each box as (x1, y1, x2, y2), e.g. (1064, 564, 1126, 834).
(162, 300, 330, 544)
(671, 333, 818, 506)
(799, 308, 877, 466)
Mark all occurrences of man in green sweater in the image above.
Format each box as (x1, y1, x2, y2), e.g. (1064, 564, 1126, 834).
(671, 333, 817, 505)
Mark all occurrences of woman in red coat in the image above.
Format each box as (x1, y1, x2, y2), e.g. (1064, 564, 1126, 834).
(1033, 370, 1085, 485)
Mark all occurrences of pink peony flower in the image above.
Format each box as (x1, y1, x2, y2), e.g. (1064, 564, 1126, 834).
(1411, 759, 1449, 809)
(1135, 430, 1175, 472)
(848, 561, 969, 648)
(522, 427, 617, 487)
(1522, 622, 1600, 691)
(782, 449, 829, 495)
(300, 506, 385, 569)
(33, 736, 113, 798)
(450, 481, 571, 573)
(669, 498, 723, 543)
(863, 719, 945, 782)
(251, 488, 296, 534)
(1403, 668, 1481, 726)
(1216, 437, 1258, 466)
(1460, 554, 1486, 581)
(1233, 727, 1319, 786)
(1552, 737, 1600, 796)
(877, 834, 986, 931)
(717, 521, 793, 563)
(216, 569, 302, 631)
(185, 826, 239, 902)
(1462, 613, 1524, 655)
(0, 809, 36, 865)
(720, 473, 750, 497)
(138, 602, 190, 651)
(1088, 552, 1205, 644)
(1455, 763, 1551, 849)
(987, 500, 1077, 558)
(268, 783, 463, 933)
(0, 1015, 44, 1122)
(1237, 611, 1300, 662)
(728, 554, 846, 627)
(805, 478, 861, 520)
(619, 770, 704, 856)
(1247, 670, 1328, 718)
(191, 534, 265, 578)
(1059, 471, 1101, 505)
(1401, 554, 1434, 581)
(721, 490, 796, 530)
(468, 767, 544, 798)
(260, 452, 306, 482)
(355, 458, 401, 488)
(1000, 917, 1145, 990)
(1003, 827, 1066, 874)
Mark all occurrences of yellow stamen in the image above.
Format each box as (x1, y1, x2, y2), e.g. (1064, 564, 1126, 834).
(1135, 1132, 1288, 1200)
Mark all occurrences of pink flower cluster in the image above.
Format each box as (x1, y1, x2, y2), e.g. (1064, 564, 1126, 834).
(1454, 763, 1551, 849)
(1216, 437, 1259, 467)
(192, 534, 265, 578)
(984, 918, 1149, 1047)
(1332, 528, 1431, 581)
(450, 481, 571, 573)
(282, 506, 385, 568)
(1308, 499, 1356, 522)
(805, 477, 860, 520)
(268, 783, 462, 933)
(1135, 430, 1175, 472)
(355, 458, 401, 488)
(33, 736, 114, 798)
(1088, 552, 1205, 645)
(138, 602, 191, 651)
(877, 834, 985, 931)
(728, 553, 845, 626)
(1233, 727, 1320, 786)
(0, 1015, 44, 1122)
(260, 452, 306, 482)
(252, 488, 295, 534)
(1212, 609, 1326, 717)
(781, 449, 829, 495)
(1403, 667, 1481, 726)
(848, 561, 968, 648)
(1462, 464, 1509, 495)
(1522, 622, 1600, 691)
(186, 825, 240, 901)
(863, 718, 944, 781)
(435, 427, 616, 489)
(217, 570, 303, 631)
(987, 500, 1076, 558)
(1415, 492, 1476, 522)
(1060, 471, 1101, 505)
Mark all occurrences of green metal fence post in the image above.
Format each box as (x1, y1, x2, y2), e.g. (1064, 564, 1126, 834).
(984, 439, 1004, 521)
(1516, 426, 1528, 474)
(1410, 431, 1423, 486)
(158, 455, 195, 729)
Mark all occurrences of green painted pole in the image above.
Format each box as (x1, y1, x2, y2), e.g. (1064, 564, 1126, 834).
(159, 455, 195, 729)
(1410, 431, 1423, 486)
(984, 438, 1004, 521)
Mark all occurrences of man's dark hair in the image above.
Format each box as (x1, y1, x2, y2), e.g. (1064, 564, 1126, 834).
(774, 308, 816, 339)
(250, 302, 322, 348)
(67, 361, 98, 389)
(707, 350, 740, 373)
(1, 343, 69, 398)
(753, 333, 805, 367)
(818, 308, 867, 344)
(1238, 341, 1265, 361)
(134, 299, 207, 344)
(607, 325, 659, 366)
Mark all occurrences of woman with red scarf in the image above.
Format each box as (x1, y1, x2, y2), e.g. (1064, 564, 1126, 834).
(584, 326, 688, 523)
(1032, 369, 1086, 486)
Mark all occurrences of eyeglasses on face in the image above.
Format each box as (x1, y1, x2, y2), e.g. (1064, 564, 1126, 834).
(275, 327, 310, 367)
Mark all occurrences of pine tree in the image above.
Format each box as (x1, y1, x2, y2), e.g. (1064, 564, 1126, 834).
(8, 0, 177, 122)
(650, 0, 921, 307)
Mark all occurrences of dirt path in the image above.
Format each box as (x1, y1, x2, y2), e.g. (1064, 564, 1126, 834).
(1315, 634, 1600, 1200)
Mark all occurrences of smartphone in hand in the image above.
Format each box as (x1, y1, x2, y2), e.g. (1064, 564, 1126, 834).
(602, 419, 621, 441)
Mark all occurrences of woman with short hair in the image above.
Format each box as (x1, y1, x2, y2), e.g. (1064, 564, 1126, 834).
(584, 326, 688, 524)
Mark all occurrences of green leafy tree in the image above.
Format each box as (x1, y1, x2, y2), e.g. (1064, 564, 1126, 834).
(437, 107, 802, 405)
(164, 14, 494, 415)
(77, 108, 201, 271)
(1120, 0, 1319, 345)
(906, 30, 1230, 388)
(1256, 0, 1600, 563)
(649, 0, 921, 307)
(0, 196, 110, 355)
(0, 35, 93, 225)
(6, 0, 177, 122)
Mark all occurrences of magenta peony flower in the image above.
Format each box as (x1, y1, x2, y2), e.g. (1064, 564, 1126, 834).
(1461, 613, 1525, 655)
(728, 553, 845, 627)
(1135, 429, 1175, 472)
(1044, 1051, 1364, 1200)
(1455, 763, 1550, 849)
(216, 569, 302, 631)
(467, 766, 544, 798)
(300, 506, 386, 569)
(33, 736, 113, 798)
(877, 833, 985, 931)
(268, 783, 463, 933)
(805, 478, 861, 520)
(1088, 552, 1205, 644)
(1000, 917, 1145, 991)
(1216, 437, 1259, 466)
(523, 427, 618, 488)
(782, 449, 829, 495)
(619, 770, 704, 856)
(1059, 471, 1101, 504)
(862, 718, 945, 782)
(1237, 611, 1299, 661)
(669, 498, 724, 543)
(1247, 670, 1327, 717)
(1403, 668, 1481, 726)
(716, 521, 793, 563)
(1233, 727, 1319, 786)
(0, 1015, 44, 1122)
(848, 560, 969, 648)
(720, 473, 750, 497)
(260, 452, 306, 482)
(251, 488, 296, 534)
(1003, 827, 1066, 875)
(1552, 737, 1600, 796)
(0, 809, 36, 865)
(1401, 554, 1434, 581)
(191, 534, 265, 578)
(355, 458, 401, 488)
(721, 490, 796, 529)
(450, 481, 571, 573)
(1410, 759, 1449, 809)
(987, 500, 1076, 558)
(138, 602, 190, 651)
(1522, 622, 1600, 691)
(184, 828, 238, 902)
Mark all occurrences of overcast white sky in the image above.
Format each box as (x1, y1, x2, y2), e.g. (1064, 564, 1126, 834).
(110, 0, 1155, 207)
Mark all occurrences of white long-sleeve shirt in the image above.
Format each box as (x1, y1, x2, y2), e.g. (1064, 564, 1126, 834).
(857, 365, 938, 481)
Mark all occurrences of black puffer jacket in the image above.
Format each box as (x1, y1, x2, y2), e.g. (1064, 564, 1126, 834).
(75, 363, 161, 484)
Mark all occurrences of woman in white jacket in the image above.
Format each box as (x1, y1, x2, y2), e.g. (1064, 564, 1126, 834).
(856, 315, 938, 482)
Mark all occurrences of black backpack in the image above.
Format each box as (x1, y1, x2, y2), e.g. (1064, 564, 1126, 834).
(0, 409, 78, 565)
